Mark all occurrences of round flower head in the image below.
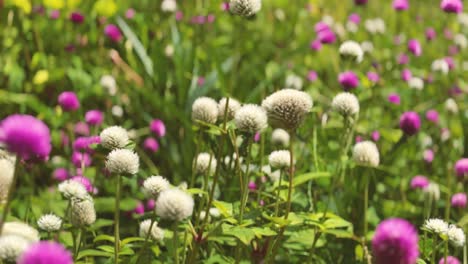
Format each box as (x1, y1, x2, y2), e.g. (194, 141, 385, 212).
(85, 110, 104, 126)
(0, 115, 51, 161)
(71, 176, 94, 193)
(352, 141, 380, 167)
(451, 193, 467, 208)
(192, 97, 219, 124)
(1, 222, 40, 243)
(58, 180, 88, 200)
(218, 97, 241, 121)
(195, 152, 217, 175)
(150, 119, 166, 137)
(0, 158, 14, 204)
(338, 71, 359, 91)
(69, 12, 84, 23)
(0, 236, 30, 263)
(100, 75, 117, 96)
(262, 89, 312, 130)
(372, 218, 419, 264)
(104, 24, 122, 42)
(285, 74, 303, 90)
(408, 77, 424, 90)
(401, 69, 412, 82)
(425, 110, 439, 124)
(424, 218, 449, 234)
(439, 256, 461, 264)
(408, 39, 422, 56)
(161, 0, 177, 12)
(142, 175, 170, 199)
(156, 189, 194, 221)
(70, 196, 96, 227)
(234, 104, 268, 133)
(331, 92, 360, 116)
(18, 241, 73, 264)
(106, 149, 139, 175)
(441, 0, 463, 13)
(139, 220, 164, 241)
(447, 225, 466, 247)
(58, 91, 80, 111)
(454, 34, 467, 49)
(393, 0, 409, 11)
(339, 40, 364, 63)
(454, 158, 468, 179)
(399, 111, 421, 136)
(37, 214, 62, 232)
(432, 59, 449, 74)
(271, 128, 290, 147)
(229, 0, 261, 17)
(426, 28, 437, 40)
(100, 126, 129, 150)
(268, 150, 292, 169)
(445, 98, 459, 114)
(143, 138, 159, 153)
(410, 175, 429, 189)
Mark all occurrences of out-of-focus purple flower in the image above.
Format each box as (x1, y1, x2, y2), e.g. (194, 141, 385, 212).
(338, 71, 359, 90)
(393, 0, 409, 11)
(448, 45, 459, 55)
(354, 0, 368, 5)
(191, 15, 206, 24)
(367, 72, 380, 83)
(371, 131, 380, 141)
(444, 28, 454, 39)
(254, 132, 261, 142)
(355, 136, 363, 143)
(449, 85, 463, 97)
(425, 110, 439, 124)
(348, 13, 361, 24)
(74, 122, 90, 136)
(197, 76, 205, 86)
(423, 149, 434, 163)
(0, 115, 52, 161)
(150, 119, 166, 137)
(53, 168, 69, 181)
(439, 256, 461, 264)
(71, 176, 94, 193)
(207, 14, 215, 23)
(401, 69, 412, 81)
(60, 131, 69, 148)
(143, 138, 159, 153)
(73, 136, 100, 152)
(50, 10, 60, 19)
(310, 39, 322, 51)
(388, 93, 401, 105)
(65, 44, 76, 53)
(72, 152, 92, 168)
(399, 111, 421, 136)
(426, 28, 436, 41)
(440, 0, 463, 13)
(125, 8, 136, 19)
(18, 241, 73, 264)
(70, 12, 84, 24)
(408, 39, 422, 56)
(372, 218, 419, 264)
(317, 29, 336, 44)
(248, 181, 257, 191)
(398, 53, 409, 65)
(85, 110, 104, 126)
(307, 71, 318, 82)
(175, 11, 183, 21)
(146, 199, 155, 211)
(454, 158, 468, 179)
(221, 2, 230, 11)
(104, 24, 123, 42)
(133, 201, 145, 215)
(451, 193, 467, 208)
(410, 175, 429, 189)
(425, 73, 434, 84)
(444, 57, 455, 70)
(58, 91, 80, 111)
(314, 22, 330, 33)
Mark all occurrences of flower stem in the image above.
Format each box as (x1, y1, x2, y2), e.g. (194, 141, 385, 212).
(284, 133, 295, 220)
(0, 156, 19, 234)
(173, 223, 180, 264)
(114, 175, 122, 264)
(363, 172, 369, 240)
(136, 211, 156, 263)
(239, 137, 253, 223)
(274, 171, 283, 217)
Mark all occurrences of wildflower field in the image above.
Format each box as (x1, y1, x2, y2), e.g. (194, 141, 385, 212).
(1, 0, 468, 263)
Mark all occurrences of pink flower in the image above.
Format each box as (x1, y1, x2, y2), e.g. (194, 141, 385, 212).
(426, 28, 436, 41)
(408, 39, 422, 56)
(393, 0, 409, 11)
(338, 71, 359, 90)
(348, 13, 361, 24)
(425, 110, 439, 124)
(444, 57, 455, 70)
(175, 11, 184, 21)
(401, 69, 412, 81)
(125, 8, 136, 19)
(58, 91, 80, 111)
(440, 0, 463, 13)
(150, 119, 166, 137)
(70, 12, 84, 24)
(307, 71, 318, 82)
(143, 138, 159, 153)
(74, 122, 90, 136)
(50, 9, 60, 19)
(355, 136, 363, 143)
(310, 39, 322, 51)
(248, 181, 257, 191)
(371, 131, 380, 142)
(317, 29, 336, 44)
(71, 176, 94, 193)
(454, 158, 468, 179)
(104, 24, 122, 42)
(133, 201, 145, 215)
(423, 149, 434, 163)
(85, 110, 104, 126)
(410, 175, 429, 189)
(367, 72, 380, 83)
(399, 111, 421, 136)
(451, 193, 467, 208)
(388, 93, 401, 105)
(146, 199, 155, 211)
(254, 132, 261, 142)
(397, 53, 409, 65)
(53, 168, 69, 181)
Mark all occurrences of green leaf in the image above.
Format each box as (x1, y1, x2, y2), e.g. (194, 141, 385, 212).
(121, 237, 146, 246)
(213, 200, 233, 218)
(76, 249, 113, 260)
(292, 172, 330, 187)
(221, 224, 256, 245)
(94, 234, 115, 244)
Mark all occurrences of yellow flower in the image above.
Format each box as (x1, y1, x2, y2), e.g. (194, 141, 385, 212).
(66, 0, 81, 8)
(94, 0, 117, 17)
(33, 70, 49, 85)
(6, 0, 32, 14)
(43, 0, 64, 9)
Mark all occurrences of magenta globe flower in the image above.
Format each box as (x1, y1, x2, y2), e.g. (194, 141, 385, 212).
(338, 71, 359, 90)
(454, 158, 468, 179)
(451, 193, 467, 208)
(317, 29, 336, 44)
(399, 112, 421, 136)
(388, 93, 401, 105)
(372, 218, 419, 264)
(367, 72, 380, 83)
(53, 168, 69, 181)
(444, 57, 455, 70)
(410, 175, 429, 190)
(146, 199, 155, 211)
(348, 13, 361, 24)
(408, 39, 422, 56)
(18, 241, 73, 264)
(248, 181, 257, 191)
(310, 39, 322, 51)
(150, 119, 166, 137)
(85, 110, 104, 126)
(58, 91, 80, 111)
(440, 0, 463, 13)
(397, 53, 409, 65)
(73, 136, 100, 152)
(314, 22, 330, 33)
(426, 28, 437, 41)
(354, 0, 368, 5)
(74, 122, 90, 136)
(143, 137, 159, 153)
(71, 176, 94, 193)
(371, 131, 380, 141)
(50, 9, 60, 19)
(425, 110, 439, 124)
(104, 24, 122, 42)
(401, 69, 412, 81)
(307, 71, 318, 82)
(69, 11, 84, 24)
(133, 201, 145, 215)
(439, 256, 461, 264)
(72, 151, 92, 168)
(393, 0, 409, 10)
(125, 8, 136, 19)
(423, 149, 434, 163)
(0, 115, 52, 161)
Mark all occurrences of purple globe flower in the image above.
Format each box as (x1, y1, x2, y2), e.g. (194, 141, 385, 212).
(134, 201, 145, 215)
(397, 53, 409, 65)
(372, 218, 419, 264)
(338, 71, 359, 90)
(71, 176, 94, 193)
(401, 69, 412, 82)
(125, 8, 136, 19)
(410, 175, 429, 190)
(310, 39, 322, 51)
(425, 110, 439, 124)
(254, 132, 261, 142)
(69, 11, 84, 24)
(150, 119, 166, 137)
(439, 256, 461, 264)
(454, 158, 468, 179)
(73, 136, 100, 152)
(0, 115, 52, 161)
(444, 57, 455, 70)
(440, 0, 463, 13)
(104, 24, 122, 42)
(408, 39, 422, 56)
(354, 0, 368, 5)
(371, 131, 380, 142)
(393, 0, 409, 11)
(58, 91, 80, 111)
(74, 122, 90, 136)
(143, 137, 159, 153)
(423, 149, 434, 163)
(399, 112, 421, 136)
(248, 181, 257, 191)
(426, 28, 437, 41)
(367, 71, 380, 83)
(451, 193, 467, 208)
(314, 22, 331, 33)
(18, 241, 73, 264)
(72, 151, 92, 168)
(50, 9, 60, 19)
(388, 93, 401, 105)
(348, 13, 361, 24)
(146, 199, 155, 211)
(85, 110, 104, 126)
(307, 71, 318, 82)
(53, 168, 69, 181)
(317, 29, 336, 44)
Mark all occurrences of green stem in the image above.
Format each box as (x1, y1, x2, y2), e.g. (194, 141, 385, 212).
(0, 156, 20, 234)
(284, 133, 295, 220)
(239, 137, 253, 223)
(75, 228, 83, 256)
(363, 173, 369, 240)
(432, 233, 437, 264)
(114, 175, 122, 264)
(274, 171, 283, 217)
(136, 211, 156, 263)
(173, 224, 180, 264)
(444, 239, 449, 264)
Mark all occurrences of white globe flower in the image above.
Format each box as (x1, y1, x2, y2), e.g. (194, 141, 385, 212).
(361, 41, 374, 53)
(218, 97, 241, 120)
(142, 175, 170, 199)
(70, 196, 96, 227)
(423, 218, 449, 234)
(161, 0, 177, 12)
(445, 98, 459, 114)
(408, 77, 424, 90)
(271, 128, 290, 147)
(1, 222, 39, 243)
(339, 40, 364, 63)
(331, 92, 360, 116)
(192, 97, 219, 124)
(268, 150, 292, 169)
(0, 158, 14, 204)
(424, 182, 440, 201)
(106, 149, 139, 175)
(230, 0, 262, 17)
(431, 59, 449, 74)
(352, 141, 380, 167)
(139, 219, 164, 241)
(100, 75, 117, 96)
(58, 180, 88, 200)
(37, 214, 62, 232)
(195, 153, 217, 175)
(447, 225, 466, 247)
(454, 34, 468, 49)
(285, 74, 303, 90)
(100, 126, 129, 150)
(0, 236, 30, 263)
(156, 189, 194, 221)
(234, 104, 268, 133)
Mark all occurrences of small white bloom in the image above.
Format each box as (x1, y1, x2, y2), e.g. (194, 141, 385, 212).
(454, 34, 467, 49)
(230, 0, 262, 17)
(408, 77, 424, 90)
(458, 13, 468, 27)
(445, 98, 459, 114)
(431, 59, 449, 74)
(58, 180, 88, 200)
(271, 128, 290, 147)
(346, 21, 358, 33)
(339, 41, 364, 63)
(331, 92, 360, 116)
(352, 141, 380, 167)
(234, 104, 268, 133)
(100, 75, 117, 96)
(0, 159, 14, 204)
(365, 18, 385, 34)
(322, 15, 334, 26)
(218, 97, 242, 120)
(261, 165, 280, 182)
(100, 126, 129, 150)
(111, 105, 124, 117)
(161, 0, 177, 12)
(195, 153, 217, 175)
(274, 9, 285, 21)
(447, 225, 466, 247)
(192, 97, 219, 124)
(0, 236, 29, 262)
(165, 45, 175, 57)
(156, 189, 194, 221)
(1, 222, 39, 243)
(209, 208, 221, 218)
(424, 182, 440, 201)
(423, 218, 449, 234)
(70, 196, 96, 227)
(334, 23, 346, 39)
(285, 74, 303, 90)
(361, 41, 374, 53)
(37, 214, 62, 232)
(269, 150, 292, 169)
(139, 219, 165, 241)
(106, 149, 139, 175)
(142, 175, 170, 199)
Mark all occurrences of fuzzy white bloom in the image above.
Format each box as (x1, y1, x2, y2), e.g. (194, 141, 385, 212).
(262, 89, 312, 130)
(269, 150, 292, 169)
(424, 182, 440, 201)
(421, 136, 433, 148)
(100, 126, 129, 150)
(209, 208, 221, 218)
(37, 214, 62, 232)
(274, 9, 285, 21)
(195, 152, 217, 175)
(156, 189, 194, 221)
(165, 45, 174, 57)
(0, 159, 14, 204)
(454, 34, 468, 49)
(285, 74, 303, 90)
(339, 41, 363, 63)
(1, 222, 39, 243)
(365, 18, 385, 34)
(458, 13, 468, 27)
(161, 0, 177, 12)
(352, 141, 380, 167)
(139, 219, 165, 241)
(111, 105, 124, 117)
(271, 128, 290, 147)
(142, 175, 170, 199)
(408, 77, 424, 90)
(234, 104, 268, 133)
(447, 225, 466, 247)
(423, 218, 449, 234)
(106, 149, 139, 175)
(58, 180, 88, 200)
(192, 97, 219, 124)
(322, 15, 334, 26)
(70, 196, 96, 227)
(431, 59, 449, 74)
(331, 92, 360, 116)
(445, 98, 459, 114)
(262, 165, 281, 182)
(346, 21, 358, 33)
(218, 97, 242, 120)
(100, 75, 117, 96)
(0, 235, 29, 262)
(361, 41, 374, 53)
(230, 0, 262, 17)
